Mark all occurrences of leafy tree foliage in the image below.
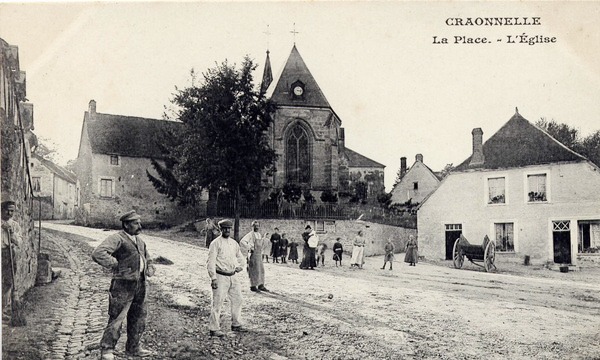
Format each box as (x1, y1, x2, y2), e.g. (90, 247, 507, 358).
(377, 192, 392, 209)
(282, 183, 302, 204)
(320, 189, 338, 203)
(536, 118, 600, 167)
(148, 57, 277, 239)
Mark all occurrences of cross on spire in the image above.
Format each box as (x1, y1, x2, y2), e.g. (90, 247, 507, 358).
(290, 23, 299, 44)
(263, 24, 271, 50)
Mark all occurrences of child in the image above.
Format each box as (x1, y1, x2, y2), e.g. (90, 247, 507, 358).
(333, 238, 344, 267)
(381, 238, 395, 270)
(262, 232, 271, 263)
(316, 242, 328, 267)
(280, 233, 289, 264)
(288, 239, 299, 264)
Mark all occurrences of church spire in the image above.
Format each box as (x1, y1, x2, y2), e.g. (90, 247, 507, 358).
(260, 49, 273, 94)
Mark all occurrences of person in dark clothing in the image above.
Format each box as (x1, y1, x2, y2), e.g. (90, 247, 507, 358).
(299, 225, 317, 270)
(333, 238, 344, 267)
(270, 228, 282, 263)
(92, 210, 156, 360)
(279, 233, 289, 264)
(288, 239, 299, 264)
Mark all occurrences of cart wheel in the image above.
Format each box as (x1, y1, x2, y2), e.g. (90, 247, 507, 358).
(484, 241, 496, 272)
(453, 238, 464, 269)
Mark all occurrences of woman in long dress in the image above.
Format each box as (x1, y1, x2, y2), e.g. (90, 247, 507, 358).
(350, 230, 366, 269)
(404, 235, 418, 266)
(299, 225, 317, 270)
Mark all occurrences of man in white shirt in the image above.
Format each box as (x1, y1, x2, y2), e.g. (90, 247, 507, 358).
(207, 219, 248, 337)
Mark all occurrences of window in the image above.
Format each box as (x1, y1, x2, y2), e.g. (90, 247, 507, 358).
(578, 221, 600, 253)
(445, 224, 462, 231)
(110, 155, 120, 166)
(527, 174, 547, 202)
(413, 182, 419, 190)
(99, 178, 113, 198)
(495, 223, 514, 252)
(286, 124, 311, 184)
(487, 177, 505, 204)
(32, 177, 41, 192)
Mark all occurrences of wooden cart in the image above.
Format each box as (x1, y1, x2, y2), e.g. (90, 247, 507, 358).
(452, 234, 496, 272)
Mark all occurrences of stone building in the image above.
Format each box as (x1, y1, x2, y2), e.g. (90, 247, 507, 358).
(74, 101, 185, 227)
(418, 110, 600, 267)
(30, 153, 79, 220)
(390, 154, 441, 206)
(1, 38, 39, 296)
(263, 45, 385, 199)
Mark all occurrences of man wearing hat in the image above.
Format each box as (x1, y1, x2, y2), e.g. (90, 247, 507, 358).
(207, 219, 247, 337)
(92, 210, 156, 359)
(1, 200, 21, 320)
(240, 220, 269, 292)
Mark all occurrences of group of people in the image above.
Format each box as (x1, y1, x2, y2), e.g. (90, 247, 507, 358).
(90, 212, 420, 358)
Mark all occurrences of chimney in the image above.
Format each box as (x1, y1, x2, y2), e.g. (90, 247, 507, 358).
(400, 157, 407, 178)
(415, 153, 423, 163)
(339, 128, 345, 152)
(89, 99, 96, 114)
(469, 128, 485, 167)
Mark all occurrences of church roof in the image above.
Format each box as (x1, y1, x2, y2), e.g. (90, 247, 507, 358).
(33, 153, 77, 183)
(268, 45, 332, 108)
(344, 147, 386, 168)
(454, 111, 587, 171)
(84, 112, 181, 159)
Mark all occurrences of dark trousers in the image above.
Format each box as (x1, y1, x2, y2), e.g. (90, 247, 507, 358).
(2, 248, 14, 312)
(101, 278, 147, 352)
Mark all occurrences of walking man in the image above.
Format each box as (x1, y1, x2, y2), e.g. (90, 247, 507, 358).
(92, 210, 155, 359)
(240, 220, 269, 292)
(207, 219, 248, 337)
(381, 238, 395, 270)
(1, 200, 21, 321)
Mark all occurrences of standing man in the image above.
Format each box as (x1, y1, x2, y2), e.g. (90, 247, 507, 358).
(240, 220, 269, 292)
(92, 210, 156, 360)
(269, 227, 282, 263)
(1, 200, 21, 321)
(207, 219, 247, 337)
(381, 238, 395, 270)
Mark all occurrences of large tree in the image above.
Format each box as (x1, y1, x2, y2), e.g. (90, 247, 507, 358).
(536, 118, 600, 167)
(149, 57, 277, 240)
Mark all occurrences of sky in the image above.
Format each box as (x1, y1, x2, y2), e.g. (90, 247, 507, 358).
(1, 1, 599, 191)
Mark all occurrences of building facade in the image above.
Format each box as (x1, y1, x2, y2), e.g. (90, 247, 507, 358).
(1, 37, 39, 296)
(264, 45, 385, 199)
(390, 154, 441, 206)
(418, 111, 600, 267)
(30, 154, 79, 219)
(74, 101, 186, 227)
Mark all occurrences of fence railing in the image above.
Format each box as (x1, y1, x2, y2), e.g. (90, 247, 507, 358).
(215, 200, 417, 228)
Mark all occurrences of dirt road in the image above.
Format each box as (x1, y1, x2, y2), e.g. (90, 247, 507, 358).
(12, 223, 600, 359)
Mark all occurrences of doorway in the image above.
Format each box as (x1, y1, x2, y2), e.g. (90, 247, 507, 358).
(445, 224, 462, 260)
(553, 220, 571, 264)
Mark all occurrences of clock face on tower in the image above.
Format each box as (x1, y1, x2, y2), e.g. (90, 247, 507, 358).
(293, 86, 304, 96)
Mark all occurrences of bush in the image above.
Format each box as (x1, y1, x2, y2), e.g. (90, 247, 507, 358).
(320, 189, 338, 203)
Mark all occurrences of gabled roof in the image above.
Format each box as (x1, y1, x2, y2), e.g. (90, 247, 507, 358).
(344, 148, 385, 168)
(33, 153, 77, 183)
(455, 112, 587, 171)
(85, 112, 181, 159)
(268, 45, 332, 108)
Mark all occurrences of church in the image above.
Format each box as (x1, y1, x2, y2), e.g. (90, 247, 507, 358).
(262, 45, 385, 200)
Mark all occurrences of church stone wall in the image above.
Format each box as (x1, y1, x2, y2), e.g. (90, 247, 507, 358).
(272, 107, 340, 191)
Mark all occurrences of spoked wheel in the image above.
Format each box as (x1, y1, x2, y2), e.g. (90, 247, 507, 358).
(484, 241, 496, 272)
(453, 238, 464, 269)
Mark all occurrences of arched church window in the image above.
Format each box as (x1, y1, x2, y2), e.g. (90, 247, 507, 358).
(286, 125, 311, 184)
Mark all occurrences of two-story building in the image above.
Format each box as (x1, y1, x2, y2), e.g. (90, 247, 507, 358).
(418, 110, 600, 267)
(30, 153, 79, 219)
(74, 100, 184, 227)
(390, 154, 441, 206)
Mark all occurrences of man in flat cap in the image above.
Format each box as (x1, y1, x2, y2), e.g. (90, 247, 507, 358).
(92, 210, 156, 359)
(240, 220, 269, 292)
(1, 200, 21, 320)
(207, 219, 247, 337)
